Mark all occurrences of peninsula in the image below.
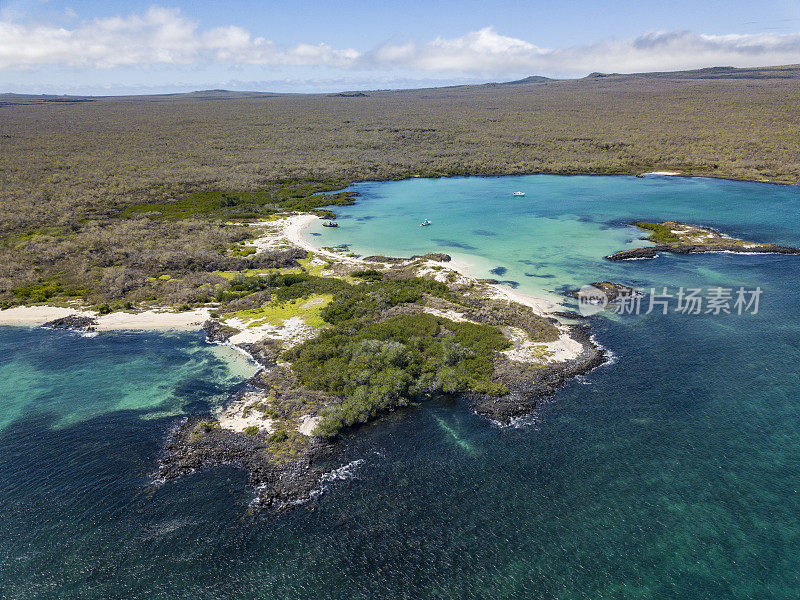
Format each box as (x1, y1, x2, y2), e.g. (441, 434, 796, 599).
(157, 215, 604, 509)
(606, 221, 800, 261)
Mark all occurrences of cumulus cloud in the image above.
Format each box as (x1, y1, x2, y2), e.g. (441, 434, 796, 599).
(370, 27, 800, 74)
(0, 7, 360, 69)
(1, 7, 800, 75)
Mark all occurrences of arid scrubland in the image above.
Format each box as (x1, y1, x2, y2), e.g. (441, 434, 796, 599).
(2, 65, 800, 306)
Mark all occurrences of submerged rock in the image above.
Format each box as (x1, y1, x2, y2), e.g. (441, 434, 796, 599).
(566, 281, 643, 302)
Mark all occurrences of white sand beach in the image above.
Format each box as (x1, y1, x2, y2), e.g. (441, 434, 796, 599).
(0, 305, 209, 330)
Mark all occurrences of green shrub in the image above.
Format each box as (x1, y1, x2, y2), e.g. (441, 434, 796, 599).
(267, 429, 289, 443)
(122, 180, 358, 221)
(352, 269, 383, 281)
(284, 313, 510, 437)
(635, 222, 681, 244)
(243, 425, 259, 436)
(12, 281, 65, 302)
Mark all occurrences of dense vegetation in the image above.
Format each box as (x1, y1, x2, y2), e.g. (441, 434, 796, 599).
(208, 268, 515, 437)
(5, 65, 800, 306)
(123, 179, 357, 221)
(634, 222, 682, 244)
(261, 273, 507, 436)
(0, 180, 332, 309)
(285, 314, 510, 437)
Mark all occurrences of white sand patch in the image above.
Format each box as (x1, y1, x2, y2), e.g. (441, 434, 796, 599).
(434, 256, 558, 314)
(227, 315, 317, 347)
(641, 171, 681, 176)
(250, 214, 367, 268)
(415, 260, 469, 285)
(298, 415, 321, 437)
(0, 305, 208, 330)
(95, 309, 209, 330)
(422, 307, 473, 323)
(484, 282, 556, 313)
(0, 306, 92, 326)
(217, 391, 275, 433)
(502, 325, 583, 364)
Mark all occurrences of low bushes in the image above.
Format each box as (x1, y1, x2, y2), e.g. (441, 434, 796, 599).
(283, 313, 510, 437)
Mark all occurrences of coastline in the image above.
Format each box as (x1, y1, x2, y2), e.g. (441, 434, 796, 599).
(0, 214, 562, 331)
(4, 210, 605, 510)
(281, 213, 560, 315)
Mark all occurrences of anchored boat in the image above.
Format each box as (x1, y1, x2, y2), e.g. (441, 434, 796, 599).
(513, 191, 526, 196)
(322, 221, 339, 228)
(420, 219, 431, 227)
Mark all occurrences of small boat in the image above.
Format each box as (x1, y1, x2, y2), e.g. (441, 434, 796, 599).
(420, 219, 431, 227)
(322, 221, 339, 228)
(513, 191, 526, 197)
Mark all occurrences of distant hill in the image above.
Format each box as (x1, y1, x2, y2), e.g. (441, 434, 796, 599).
(501, 75, 557, 85)
(6, 65, 800, 103)
(0, 89, 280, 106)
(583, 65, 800, 80)
(0, 93, 97, 106)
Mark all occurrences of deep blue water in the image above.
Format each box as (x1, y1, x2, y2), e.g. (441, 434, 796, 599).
(2, 175, 800, 599)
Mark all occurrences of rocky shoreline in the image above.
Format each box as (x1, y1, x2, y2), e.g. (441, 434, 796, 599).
(472, 324, 606, 422)
(160, 314, 606, 510)
(159, 319, 607, 508)
(41, 315, 98, 332)
(159, 415, 337, 510)
(607, 243, 800, 261)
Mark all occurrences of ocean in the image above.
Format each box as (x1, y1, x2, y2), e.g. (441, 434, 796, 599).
(2, 175, 799, 598)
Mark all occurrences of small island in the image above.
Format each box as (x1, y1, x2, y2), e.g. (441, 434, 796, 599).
(566, 281, 643, 302)
(606, 221, 800, 261)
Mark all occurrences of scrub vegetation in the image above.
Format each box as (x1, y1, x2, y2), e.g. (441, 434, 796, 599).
(208, 267, 558, 437)
(285, 314, 511, 437)
(5, 65, 800, 306)
(634, 222, 682, 244)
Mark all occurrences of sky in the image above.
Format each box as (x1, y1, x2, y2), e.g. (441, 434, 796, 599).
(2, 0, 800, 94)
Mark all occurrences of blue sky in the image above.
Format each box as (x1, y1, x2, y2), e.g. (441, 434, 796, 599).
(2, 0, 800, 94)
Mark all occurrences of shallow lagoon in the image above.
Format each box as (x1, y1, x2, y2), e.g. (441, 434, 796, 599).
(309, 175, 800, 302)
(2, 175, 800, 599)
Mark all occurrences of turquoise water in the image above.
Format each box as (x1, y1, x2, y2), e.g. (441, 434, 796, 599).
(3, 175, 800, 598)
(0, 329, 257, 431)
(309, 175, 800, 303)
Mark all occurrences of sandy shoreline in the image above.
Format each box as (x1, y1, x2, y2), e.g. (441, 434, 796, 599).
(2, 212, 562, 332)
(282, 214, 560, 315)
(0, 306, 209, 330)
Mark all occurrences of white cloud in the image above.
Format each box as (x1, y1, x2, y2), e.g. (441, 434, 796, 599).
(0, 7, 361, 70)
(1, 7, 800, 76)
(369, 27, 800, 75)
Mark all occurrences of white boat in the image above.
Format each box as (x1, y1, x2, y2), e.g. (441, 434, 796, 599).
(420, 219, 431, 227)
(513, 191, 526, 197)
